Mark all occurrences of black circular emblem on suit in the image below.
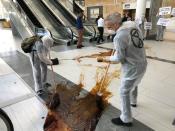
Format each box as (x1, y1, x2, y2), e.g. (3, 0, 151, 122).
(130, 28, 144, 48)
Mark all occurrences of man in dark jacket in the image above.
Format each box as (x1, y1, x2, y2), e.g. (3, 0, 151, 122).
(76, 11, 84, 49)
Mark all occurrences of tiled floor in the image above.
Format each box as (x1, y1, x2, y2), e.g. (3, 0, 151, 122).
(0, 25, 47, 131)
(1, 25, 175, 131)
(49, 47, 175, 131)
(4, 97, 47, 131)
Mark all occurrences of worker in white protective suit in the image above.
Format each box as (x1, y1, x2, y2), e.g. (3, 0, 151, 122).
(30, 35, 59, 95)
(100, 12, 147, 126)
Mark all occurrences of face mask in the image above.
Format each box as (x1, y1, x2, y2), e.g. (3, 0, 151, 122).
(107, 29, 116, 35)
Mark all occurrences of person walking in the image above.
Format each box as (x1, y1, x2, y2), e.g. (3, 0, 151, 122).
(76, 11, 84, 48)
(97, 15, 104, 44)
(156, 13, 165, 41)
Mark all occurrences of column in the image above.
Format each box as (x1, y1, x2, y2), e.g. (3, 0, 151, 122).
(135, 0, 147, 19)
(147, 0, 163, 39)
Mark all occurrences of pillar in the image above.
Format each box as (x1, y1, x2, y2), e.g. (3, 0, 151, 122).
(147, 0, 163, 39)
(135, 0, 147, 19)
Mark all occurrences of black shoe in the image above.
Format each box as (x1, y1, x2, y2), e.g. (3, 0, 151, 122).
(44, 83, 51, 88)
(172, 119, 175, 125)
(77, 45, 82, 49)
(111, 117, 132, 127)
(37, 90, 45, 95)
(80, 45, 85, 47)
(131, 104, 137, 107)
(97, 42, 102, 45)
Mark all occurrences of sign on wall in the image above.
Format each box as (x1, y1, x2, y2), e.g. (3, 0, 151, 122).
(90, 8, 99, 19)
(159, 7, 172, 15)
(87, 6, 103, 21)
(144, 22, 152, 30)
(123, 3, 131, 9)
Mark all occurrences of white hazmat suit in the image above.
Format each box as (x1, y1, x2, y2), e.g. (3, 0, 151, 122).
(30, 35, 53, 93)
(110, 21, 147, 123)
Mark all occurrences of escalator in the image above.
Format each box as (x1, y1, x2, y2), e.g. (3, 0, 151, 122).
(17, 0, 72, 45)
(42, 0, 75, 27)
(13, 0, 42, 29)
(41, 0, 96, 41)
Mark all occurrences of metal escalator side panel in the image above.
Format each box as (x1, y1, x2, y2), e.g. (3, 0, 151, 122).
(1, 0, 34, 39)
(23, 0, 71, 44)
(56, 0, 96, 39)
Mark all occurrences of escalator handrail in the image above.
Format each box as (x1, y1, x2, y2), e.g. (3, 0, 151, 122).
(56, 0, 96, 38)
(65, 24, 97, 39)
(13, 0, 73, 42)
(83, 24, 96, 39)
(39, 0, 74, 42)
(0, 108, 14, 131)
(67, 27, 74, 42)
(12, 0, 44, 35)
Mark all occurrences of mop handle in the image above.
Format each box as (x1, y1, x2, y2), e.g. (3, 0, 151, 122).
(48, 52, 57, 93)
(99, 49, 115, 93)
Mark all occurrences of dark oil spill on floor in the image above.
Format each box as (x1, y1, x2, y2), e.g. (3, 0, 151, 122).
(44, 68, 120, 131)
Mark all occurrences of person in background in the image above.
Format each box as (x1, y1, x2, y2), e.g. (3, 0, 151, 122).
(101, 12, 147, 126)
(76, 11, 84, 49)
(95, 15, 100, 25)
(127, 13, 132, 21)
(97, 15, 104, 44)
(122, 12, 132, 22)
(30, 35, 59, 95)
(156, 13, 166, 41)
(122, 13, 128, 22)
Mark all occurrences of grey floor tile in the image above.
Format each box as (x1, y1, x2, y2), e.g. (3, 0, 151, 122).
(95, 105, 154, 131)
(0, 73, 31, 105)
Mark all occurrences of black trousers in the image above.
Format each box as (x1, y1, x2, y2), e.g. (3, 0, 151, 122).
(97, 27, 104, 43)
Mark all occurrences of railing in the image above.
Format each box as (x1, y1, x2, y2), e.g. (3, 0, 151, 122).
(57, 0, 97, 41)
(67, 24, 97, 40)
(13, 1, 44, 35)
(74, 0, 85, 6)
(84, 24, 97, 39)
(10, 0, 74, 43)
(46, 26, 74, 43)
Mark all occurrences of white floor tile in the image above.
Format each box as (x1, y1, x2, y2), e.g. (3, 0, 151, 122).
(0, 58, 14, 76)
(0, 73, 32, 106)
(97, 40, 175, 62)
(49, 47, 121, 92)
(135, 95, 175, 131)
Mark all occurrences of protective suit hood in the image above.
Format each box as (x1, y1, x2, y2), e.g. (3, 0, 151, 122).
(41, 35, 54, 49)
(117, 21, 137, 33)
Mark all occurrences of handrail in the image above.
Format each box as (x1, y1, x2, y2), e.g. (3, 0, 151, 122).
(12, 1, 44, 35)
(63, 24, 97, 39)
(83, 24, 96, 39)
(67, 27, 74, 42)
(56, 0, 96, 39)
(12, 0, 74, 42)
